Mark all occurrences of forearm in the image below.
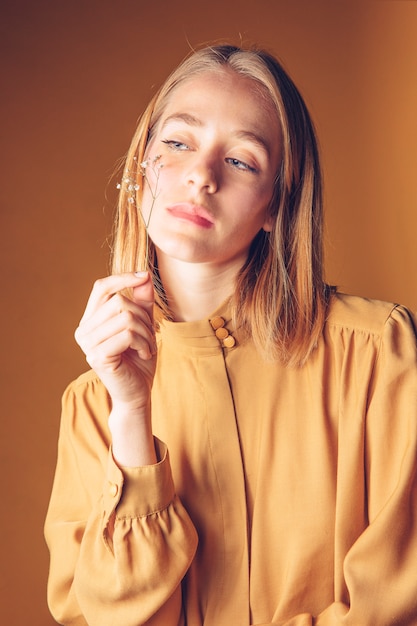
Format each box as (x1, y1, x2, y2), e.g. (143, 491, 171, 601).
(45, 374, 198, 626)
(46, 436, 198, 626)
(76, 443, 197, 626)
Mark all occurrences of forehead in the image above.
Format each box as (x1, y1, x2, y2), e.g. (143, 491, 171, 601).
(159, 69, 279, 131)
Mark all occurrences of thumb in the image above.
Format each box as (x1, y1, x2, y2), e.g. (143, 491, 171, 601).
(131, 271, 155, 319)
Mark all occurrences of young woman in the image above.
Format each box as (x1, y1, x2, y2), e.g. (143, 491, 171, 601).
(45, 44, 417, 626)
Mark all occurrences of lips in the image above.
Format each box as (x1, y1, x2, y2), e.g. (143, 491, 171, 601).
(167, 203, 214, 228)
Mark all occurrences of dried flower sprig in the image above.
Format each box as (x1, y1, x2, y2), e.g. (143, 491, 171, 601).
(140, 154, 163, 270)
(116, 177, 139, 203)
(116, 154, 164, 271)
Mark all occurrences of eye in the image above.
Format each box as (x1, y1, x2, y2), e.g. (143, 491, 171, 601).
(161, 139, 190, 151)
(226, 157, 257, 173)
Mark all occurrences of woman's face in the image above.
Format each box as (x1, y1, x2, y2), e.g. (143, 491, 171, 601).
(141, 69, 282, 270)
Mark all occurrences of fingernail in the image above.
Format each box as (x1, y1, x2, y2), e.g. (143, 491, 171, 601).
(134, 271, 148, 278)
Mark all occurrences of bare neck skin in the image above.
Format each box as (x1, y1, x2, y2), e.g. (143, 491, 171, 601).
(156, 251, 243, 322)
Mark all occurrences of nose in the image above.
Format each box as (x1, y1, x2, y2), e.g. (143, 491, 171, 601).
(186, 154, 218, 194)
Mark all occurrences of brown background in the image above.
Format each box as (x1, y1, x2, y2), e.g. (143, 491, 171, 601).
(1, 1, 416, 624)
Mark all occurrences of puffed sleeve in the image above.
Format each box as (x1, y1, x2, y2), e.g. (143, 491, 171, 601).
(256, 305, 417, 626)
(44, 373, 198, 626)
(341, 305, 417, 624)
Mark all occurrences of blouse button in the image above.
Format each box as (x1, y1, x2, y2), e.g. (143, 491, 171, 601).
(210, 316, 225, 330)
(215, 327, 229, 340)
(108, 482, 118, 498)
(223, 335, 236, 348)
(210, 315, 236, 348)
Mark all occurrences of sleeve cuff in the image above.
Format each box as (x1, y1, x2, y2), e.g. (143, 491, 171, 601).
(104, 438, 175, 519)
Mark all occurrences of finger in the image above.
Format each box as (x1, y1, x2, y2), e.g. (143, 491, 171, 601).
(78, 308, 156, 360)
(131, 274, 155, 321)
(80, 272, 151, 324)
(86, 327, 155, 372)
(77, 291, 154, 340)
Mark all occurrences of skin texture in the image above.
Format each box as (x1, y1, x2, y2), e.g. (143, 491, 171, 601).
(142, 70, 281, 321)
(75, 272, 158, 466)
(75, 69, 282, 466)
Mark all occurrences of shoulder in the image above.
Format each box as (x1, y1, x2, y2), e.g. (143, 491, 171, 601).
(323, 293, 417, 366)
(68, 368, 104, 389)
(326, 293, 408, 335)
(64, 369, 108, 398)
(62, 370, 111, 426)
(59, 370, 112, 468)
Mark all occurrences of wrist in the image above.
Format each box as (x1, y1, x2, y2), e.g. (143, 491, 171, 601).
(109, 402, 157, 467)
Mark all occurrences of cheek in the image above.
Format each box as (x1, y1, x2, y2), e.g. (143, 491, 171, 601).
(140, 163, 168, 213)
(145, 160, 178, 200)
(234, 186, 273, 221)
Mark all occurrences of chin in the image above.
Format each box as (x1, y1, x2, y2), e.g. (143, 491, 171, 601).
(154, 240, 213, 264)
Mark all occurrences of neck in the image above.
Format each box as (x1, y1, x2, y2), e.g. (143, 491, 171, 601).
(156, 253, 242, 322)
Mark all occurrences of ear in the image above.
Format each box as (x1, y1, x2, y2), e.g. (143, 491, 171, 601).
(262, 217, 273, 233)
(262, 195, 276, 232)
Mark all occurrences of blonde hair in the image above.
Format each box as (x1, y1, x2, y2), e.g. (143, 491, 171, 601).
(111, 44, 332, 366)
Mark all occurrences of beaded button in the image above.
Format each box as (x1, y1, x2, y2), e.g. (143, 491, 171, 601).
(223, 335, 236, 348)
(108, 482, 118, 498)
(209, 316, 236, 348)
(210, 316, 225, 330)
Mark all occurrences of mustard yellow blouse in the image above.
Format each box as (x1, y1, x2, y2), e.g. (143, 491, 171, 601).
(45, 293, 417, 625)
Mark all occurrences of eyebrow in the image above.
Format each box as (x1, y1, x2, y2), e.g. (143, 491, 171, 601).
(161, 113, 272, 156)
(234, 130, 271, 157)
(162, 113, 202, 128)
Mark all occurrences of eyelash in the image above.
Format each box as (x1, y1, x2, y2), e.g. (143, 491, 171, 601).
(161, 139, 189, 151)
(160, 139, 258, 174)
(225, 158, 257, 173)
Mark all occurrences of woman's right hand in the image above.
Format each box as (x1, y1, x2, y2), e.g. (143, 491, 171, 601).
(74, 272, 158, 465)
